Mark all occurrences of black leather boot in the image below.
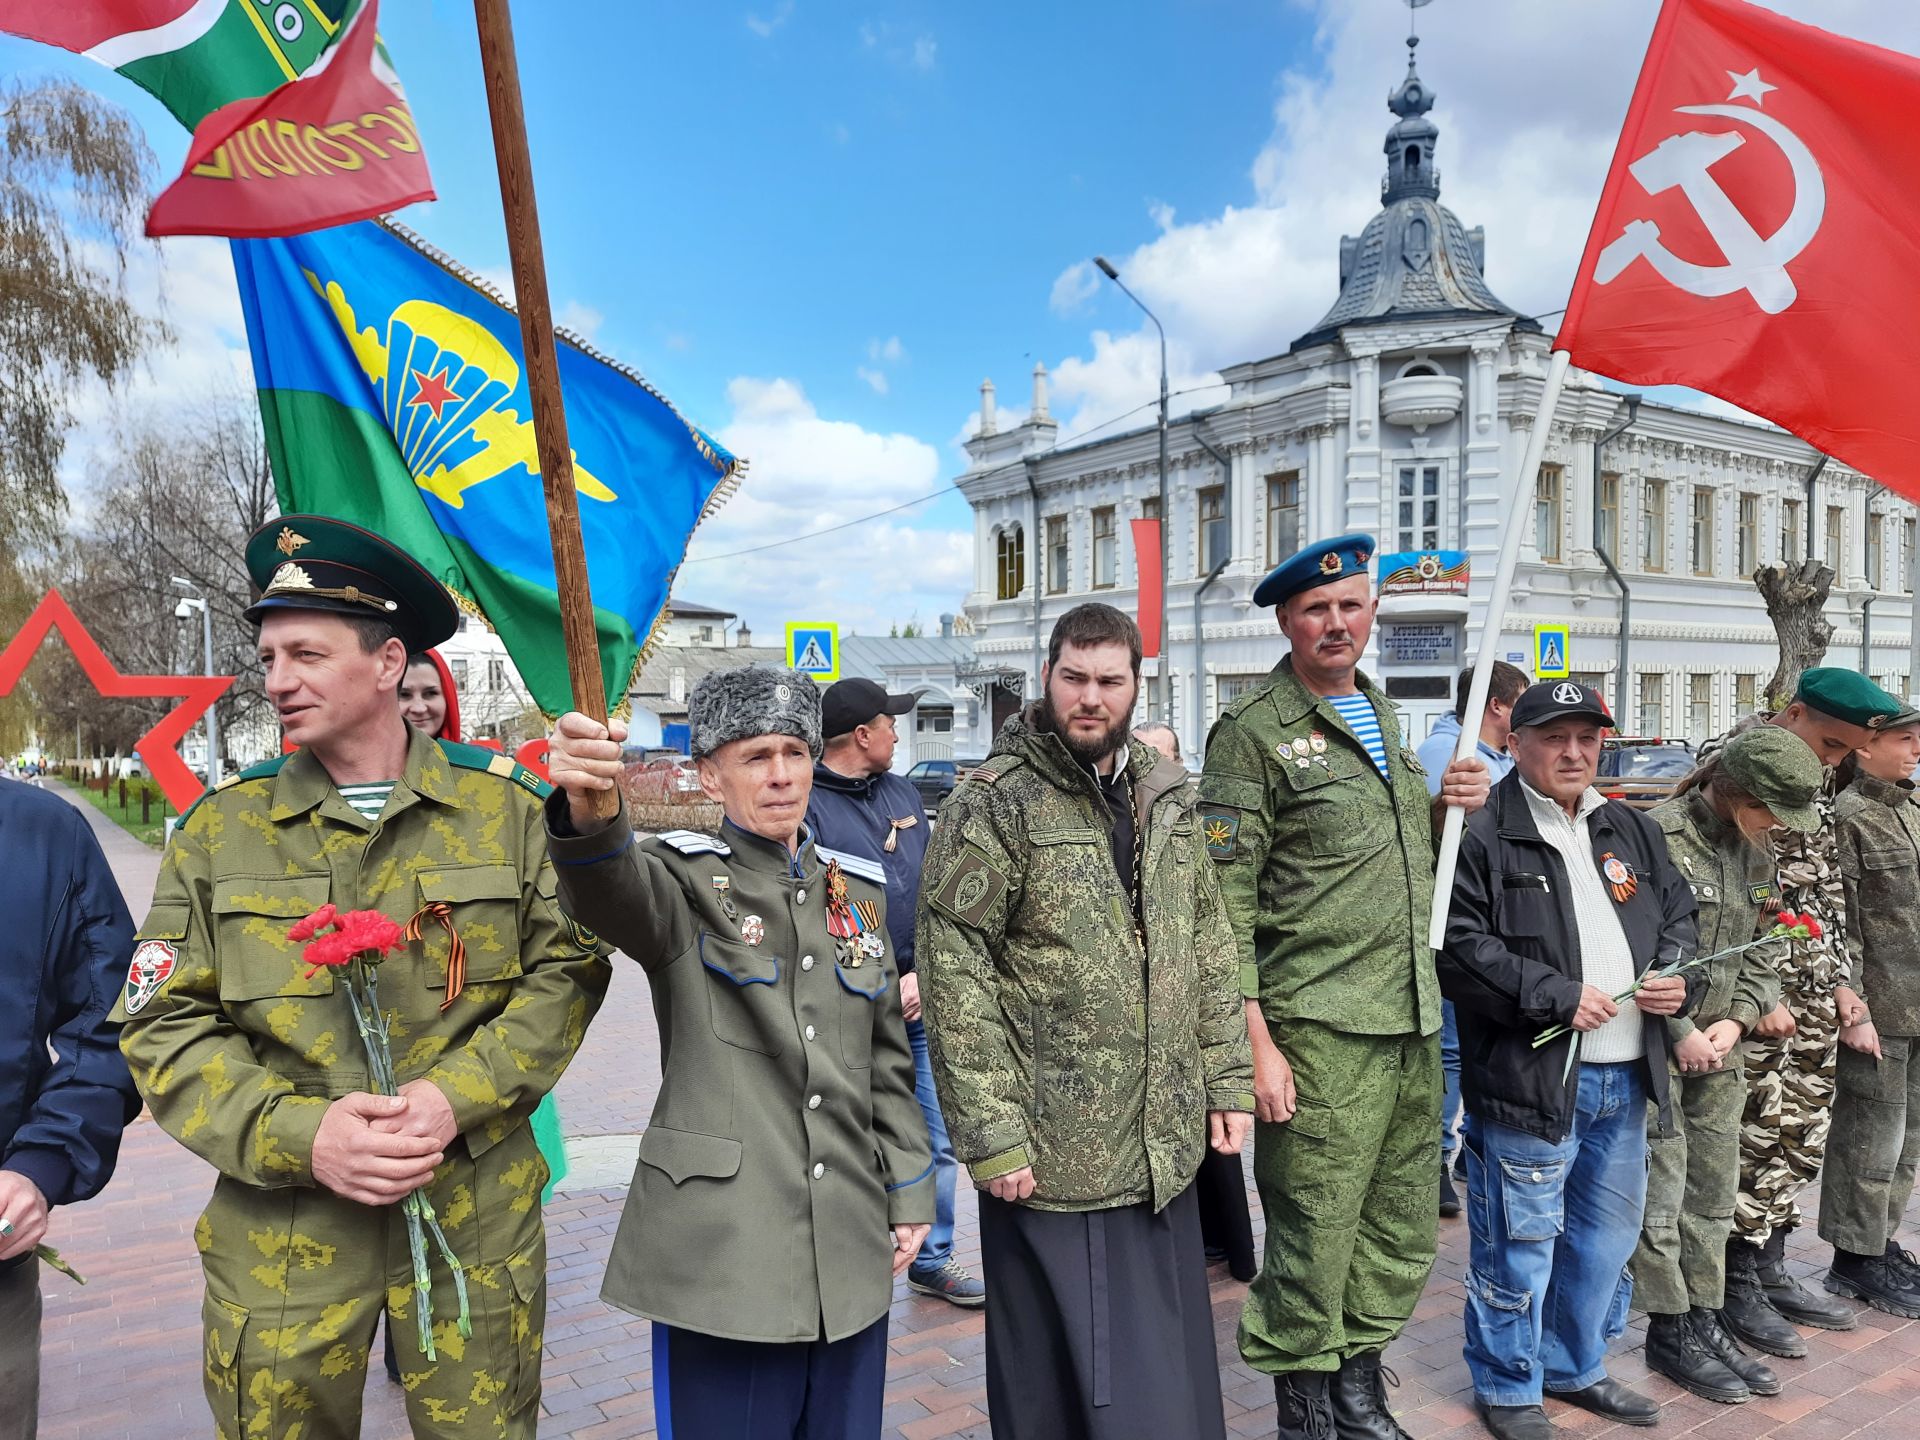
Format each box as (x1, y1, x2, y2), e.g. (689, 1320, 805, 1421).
(1275, 1371, 1336, 1440)
(1473, 1398, 1554, 1440)
(1826, 1246, 1920, 1319)
(1439, 1167, 1462, 1219)
(1330, 1351, 1412, 1440)
(1644, 1310, 1750, 1404)
(1759, 1226, 1857, 1330)
(1696, 1307, 1782, 1397)
(1722, 1238, 1808, 1358)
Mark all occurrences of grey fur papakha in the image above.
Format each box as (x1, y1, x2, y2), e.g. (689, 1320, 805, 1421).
(688, 664, 822, 759)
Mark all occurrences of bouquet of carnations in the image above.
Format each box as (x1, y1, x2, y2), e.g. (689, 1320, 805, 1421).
(1532, 910, 1819, 1077)
(289, 904, 471, 1360)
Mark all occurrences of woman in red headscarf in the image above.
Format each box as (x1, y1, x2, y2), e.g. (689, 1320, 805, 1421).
(400, 650, 461, 742)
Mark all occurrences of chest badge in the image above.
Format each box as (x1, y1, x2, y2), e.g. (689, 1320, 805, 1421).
(711, 875, 739, 920)
(1309, 732, 1328, 754)
(740, 914, 765, 946)
(1601, 852, 1639, 905)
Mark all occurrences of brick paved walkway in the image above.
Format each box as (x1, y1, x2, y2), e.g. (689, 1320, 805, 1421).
(32, 784, 1920, 1438)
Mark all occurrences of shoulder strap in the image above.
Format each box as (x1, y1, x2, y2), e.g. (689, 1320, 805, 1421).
(436, 738, 552, 799)
(655, 829, 732, 856)
(816, 845, 885, 884)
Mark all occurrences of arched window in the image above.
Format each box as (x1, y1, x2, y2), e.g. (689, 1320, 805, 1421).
(996, 525, 1026, 600)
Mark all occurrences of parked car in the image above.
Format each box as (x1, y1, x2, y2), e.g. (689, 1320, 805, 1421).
(623, 750, 704, 803)
(907, 757, 985, 813)
(1596, 736, 1698, 810)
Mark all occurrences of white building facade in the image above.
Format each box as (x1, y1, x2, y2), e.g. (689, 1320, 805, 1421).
(957, 42, 1917, 758)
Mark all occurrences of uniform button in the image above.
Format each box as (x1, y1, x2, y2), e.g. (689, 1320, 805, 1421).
(1531, 1170, 1543, 1182)
(805, 1024, 817, 1041)
(812, 1162, 825, 1180)
(801, 955, 815, 971)
(796, 889, 807, 905)
(808, 1095, 822, 1110)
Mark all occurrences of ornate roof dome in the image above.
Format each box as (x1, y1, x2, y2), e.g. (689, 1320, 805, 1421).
(1294, 35, 1533, 350)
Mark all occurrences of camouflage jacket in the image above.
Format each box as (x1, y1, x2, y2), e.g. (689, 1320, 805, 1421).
(915, 708, 1253, 1214)
(113, 729, 611, 1188)
(1197, 657, 1443, 1037)
(1835, 773, 1920, 1035)
(1700, 715, 1848, 994)
(1651, 790, 1782, 1040)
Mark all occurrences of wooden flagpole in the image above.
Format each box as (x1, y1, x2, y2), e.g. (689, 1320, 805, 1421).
(1427, 347, 1572, 950)
(471, 0, 617, 817)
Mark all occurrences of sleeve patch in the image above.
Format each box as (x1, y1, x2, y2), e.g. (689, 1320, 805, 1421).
(929, 846, 1010, 928)
(1201, 812, 1242, 859)
(123, 939, 178, 1015)
(1750, 883, 1774, 904)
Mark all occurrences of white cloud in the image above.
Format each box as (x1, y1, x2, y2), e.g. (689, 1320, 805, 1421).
(856, 365, 888, 394)
(681, 378, 967, 635)
(868, 335, 905, 364)
(1049, 260, 1099, 316)
(745, 2, 793, 39)
(554, 300, 604, 343)
(857, 21, 936, 73)
(911, 35, 937, 71)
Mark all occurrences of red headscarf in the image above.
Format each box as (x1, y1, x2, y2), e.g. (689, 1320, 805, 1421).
(411, 648, 462, 742)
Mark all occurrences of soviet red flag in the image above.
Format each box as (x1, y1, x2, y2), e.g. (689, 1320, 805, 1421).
(1559, 0, 1920, 497)
(143, 0, 433, 239)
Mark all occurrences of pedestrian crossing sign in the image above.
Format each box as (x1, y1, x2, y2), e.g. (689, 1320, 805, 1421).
(1534, 624, 1570, 680)
(785, 622, 839, 682)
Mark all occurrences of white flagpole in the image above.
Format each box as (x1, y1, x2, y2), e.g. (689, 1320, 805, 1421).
(1428, 347, 1573, 951)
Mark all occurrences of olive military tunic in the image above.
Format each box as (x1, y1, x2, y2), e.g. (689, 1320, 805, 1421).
(544, 797, 933, 1344)
(113, 731, 612, 1440)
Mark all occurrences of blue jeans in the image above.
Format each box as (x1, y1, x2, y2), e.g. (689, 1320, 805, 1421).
(1462, 1062, 1647, 1407)
(906, 1018, 958, 1271)
(1440, 1000, 1463, 1167)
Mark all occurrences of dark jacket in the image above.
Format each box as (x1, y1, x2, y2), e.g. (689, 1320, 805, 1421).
(1441, 771, 1700, 1142)
(805, 762, 930, 975)
(1, 783, 140, 1238)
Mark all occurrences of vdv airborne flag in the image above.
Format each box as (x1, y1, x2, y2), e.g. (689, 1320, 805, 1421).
(232, 220, 740, 713)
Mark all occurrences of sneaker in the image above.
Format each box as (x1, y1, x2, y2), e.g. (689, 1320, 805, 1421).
(907, 1258, 986, 1307)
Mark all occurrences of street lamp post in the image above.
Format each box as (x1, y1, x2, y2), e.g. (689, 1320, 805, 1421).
(1094, 255, 1171, 720)
(171, 577, 220, 788)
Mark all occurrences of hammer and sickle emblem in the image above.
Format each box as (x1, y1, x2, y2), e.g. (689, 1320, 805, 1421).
(1593, 101, 1825, 315)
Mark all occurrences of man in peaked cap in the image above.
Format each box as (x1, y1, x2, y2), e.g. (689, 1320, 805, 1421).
(543, 665, 933, 1440)
(1688, 667, 1904, 1356)
(1199, 534, 1490, 1440)
(115, 514, 612, 1440)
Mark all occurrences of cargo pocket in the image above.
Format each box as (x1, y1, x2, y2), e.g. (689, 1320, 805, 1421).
(698, 932, 785, 1055)
(835, 957, 887, 1068)
(415, 864, 524, 987)
(201, 1294, 248, 1435)
(504, 1235, 548, 1416)
(211, 875, 336, 1002)
(1464, 1267, 1534, 1375)
(1497, 1155, 1567, 1242)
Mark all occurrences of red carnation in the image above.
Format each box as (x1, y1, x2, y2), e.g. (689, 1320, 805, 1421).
(336, 910, 404, 959)
(288, 903, 338, 943)
(1802, 914, 1824, 940)
(301, 931, 358, 976)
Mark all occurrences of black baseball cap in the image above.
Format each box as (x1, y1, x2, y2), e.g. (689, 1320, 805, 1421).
(821, 678, 915, 739)
(1510, 679, 1615, 731)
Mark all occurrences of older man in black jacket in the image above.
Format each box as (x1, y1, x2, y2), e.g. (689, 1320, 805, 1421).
(1442, 681, 1700, 1440)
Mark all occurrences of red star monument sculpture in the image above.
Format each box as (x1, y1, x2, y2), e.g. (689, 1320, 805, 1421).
(0, 590, 235, 814)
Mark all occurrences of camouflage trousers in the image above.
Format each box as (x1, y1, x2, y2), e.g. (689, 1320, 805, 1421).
(1734, 983, 1839, 1245)
(1817, 1034, 1920, 1255)
(197, 1129, 549, 1440)
(1633, 1060, 1745, 1313)
(1239, 1023, 1440, 1375)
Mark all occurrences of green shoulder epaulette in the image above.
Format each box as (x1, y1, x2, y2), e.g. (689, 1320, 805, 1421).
(959, 754, 1025, 790)
(437, 738, 554, 799)
(178, 752, 290, 826)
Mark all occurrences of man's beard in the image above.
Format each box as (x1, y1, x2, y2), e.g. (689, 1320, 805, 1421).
(1041, 692, 1133, 767)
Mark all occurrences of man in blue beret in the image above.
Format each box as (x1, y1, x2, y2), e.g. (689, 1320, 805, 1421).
(1198, 533, 1490, 1440)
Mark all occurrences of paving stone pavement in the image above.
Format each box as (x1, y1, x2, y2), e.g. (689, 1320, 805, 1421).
(31, 783, 1920, 1438)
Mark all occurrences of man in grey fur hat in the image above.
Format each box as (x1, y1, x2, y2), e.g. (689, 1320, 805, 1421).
(544, 666, 933, 1440)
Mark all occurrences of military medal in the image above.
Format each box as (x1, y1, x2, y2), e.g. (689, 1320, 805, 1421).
(1309, 732, 1327, 754)
(711, 875, 738, 920)
(1292, 737, 1311, 756)
(740, 914, 765, 946)
(856, 931, 885, 962)
(1601, 852, 1638, 904)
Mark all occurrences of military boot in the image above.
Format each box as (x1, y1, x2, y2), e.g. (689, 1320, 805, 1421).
(1330, 1351, 1412, 1440)
(1695, 1307, 1782, 1397)
(1644, 1310, 1750, 1404)
(1759, 1226, 1857, 1330)
(1274, 1371, 1336, 1440)
(1882, 1240, 1920, 1287)
(1722, 1237, 1808, 1358)
(1825, 1246, 1920, 1319)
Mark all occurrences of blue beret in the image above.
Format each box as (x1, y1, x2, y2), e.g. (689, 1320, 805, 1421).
(1253, 533, 1376, 609)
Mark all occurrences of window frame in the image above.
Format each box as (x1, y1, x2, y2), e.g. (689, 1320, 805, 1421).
(1091, 507, 1117, 590)
(1641, 480, 1668, 573)
(1266, 471, 1301, 566)
(1045, 514, 1070, 595)
(1691, 486, 1715, 577)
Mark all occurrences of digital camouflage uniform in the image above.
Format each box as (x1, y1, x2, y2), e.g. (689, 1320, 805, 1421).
(1198, 657, 1444, 1376)
(1821, 772, 1920, 1255)
(113, 730, 611, 1440)
(1633, 792, 1783, 1313)
(1699, 717, 1845, 1245)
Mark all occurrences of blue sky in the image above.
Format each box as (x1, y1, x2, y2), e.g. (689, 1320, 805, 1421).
(17, 0, 1920, 636)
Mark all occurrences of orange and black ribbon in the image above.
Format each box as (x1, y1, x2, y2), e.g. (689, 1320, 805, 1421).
(406, 901, 467, 1010)
(1601, 851, 1639, 905)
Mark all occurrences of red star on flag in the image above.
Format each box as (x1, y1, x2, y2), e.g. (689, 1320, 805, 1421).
(407, 365, 460, 421)
(0, 590, 234, 814)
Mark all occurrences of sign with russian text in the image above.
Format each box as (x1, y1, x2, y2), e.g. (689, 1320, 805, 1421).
(1379, 621, 1460, 666)
(1377, 549, 1470, 596)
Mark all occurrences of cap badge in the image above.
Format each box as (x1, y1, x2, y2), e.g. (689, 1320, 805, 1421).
(774, 683, 792, 704)
(1354, 548, 1370, 566)
(269, 562, 315, 592)
(1319, 551, 1342, 575)
(275, 526, 310, 557)
(1552, 682, 1583, 706)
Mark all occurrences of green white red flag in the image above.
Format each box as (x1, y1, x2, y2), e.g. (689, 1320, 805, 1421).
(0, 0, 432, 238)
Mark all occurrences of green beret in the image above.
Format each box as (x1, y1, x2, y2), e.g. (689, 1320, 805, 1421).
(1720, 727, 1823, 833)
(1795, 667, 1903, 730)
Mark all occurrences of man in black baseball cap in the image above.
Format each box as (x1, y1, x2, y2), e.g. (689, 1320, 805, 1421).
(804, 679, 987, 1307)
